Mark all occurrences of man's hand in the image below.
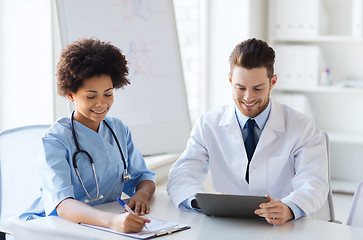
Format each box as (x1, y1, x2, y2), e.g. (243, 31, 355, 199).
(254, 195, 294, 225)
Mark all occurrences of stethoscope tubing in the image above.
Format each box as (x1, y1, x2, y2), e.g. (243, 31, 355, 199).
(70, 111, 131, 202)
(71, 111, 127, 170)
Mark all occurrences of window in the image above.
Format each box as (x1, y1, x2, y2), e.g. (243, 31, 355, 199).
(173, 0, 203, 124)
(0, 0, 53, 131)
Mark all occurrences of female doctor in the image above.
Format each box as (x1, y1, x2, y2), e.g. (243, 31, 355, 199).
(21, 38, 155, 233)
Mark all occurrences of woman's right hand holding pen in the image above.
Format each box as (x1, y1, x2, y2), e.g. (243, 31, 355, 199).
(109, 212, 150, 233)
(113, 197, 151, 233)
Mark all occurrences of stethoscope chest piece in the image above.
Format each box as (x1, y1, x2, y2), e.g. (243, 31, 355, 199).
(123, 169, 132, 182)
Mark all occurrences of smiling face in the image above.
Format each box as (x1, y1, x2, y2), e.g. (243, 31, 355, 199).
(67, 74, 114, 131)
(229, 66, 277, 118)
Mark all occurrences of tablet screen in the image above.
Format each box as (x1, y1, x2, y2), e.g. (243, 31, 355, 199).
(195, 193, 269, 218)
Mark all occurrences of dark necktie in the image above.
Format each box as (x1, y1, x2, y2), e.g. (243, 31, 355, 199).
(245, 118, 256, 183)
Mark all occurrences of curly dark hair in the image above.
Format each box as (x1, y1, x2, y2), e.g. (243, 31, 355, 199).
(229, 38, 275, 80)
(57, 38, 129, 97)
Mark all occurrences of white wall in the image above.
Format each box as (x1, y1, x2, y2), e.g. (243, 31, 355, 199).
(204, 0, 267, 111)
(0, 0, 53, 131)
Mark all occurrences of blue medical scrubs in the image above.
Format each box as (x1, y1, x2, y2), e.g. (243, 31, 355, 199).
(20, 115, 155, 220)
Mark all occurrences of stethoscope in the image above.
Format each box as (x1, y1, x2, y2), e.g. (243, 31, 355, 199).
(71, 111, 132, 203)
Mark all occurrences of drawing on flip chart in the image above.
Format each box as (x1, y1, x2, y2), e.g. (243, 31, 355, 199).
(109, 0, 163, 31)
(125, 39, 163, 79)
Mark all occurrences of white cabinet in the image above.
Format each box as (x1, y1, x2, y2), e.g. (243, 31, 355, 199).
(268, 0, 363, 193)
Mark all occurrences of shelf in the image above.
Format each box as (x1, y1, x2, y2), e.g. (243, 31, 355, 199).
(273, 86, 363, 94)
(331, 179, 360, 194)
(144, 153, 179, 170)
(144, 153, 180, 185)
(271, 36, 363, 44)
(326, 131, 363, 145)
(268, 0, 363, 190)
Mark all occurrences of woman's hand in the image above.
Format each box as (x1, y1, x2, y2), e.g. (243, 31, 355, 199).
(57, 198, 150, 233)
(254, 195, 294, 225)
(109, 212, 150, 233)
(127, 190, 150, 215)
(126, 180, 155, 215)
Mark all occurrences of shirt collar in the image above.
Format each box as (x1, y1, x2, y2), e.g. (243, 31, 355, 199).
(235, 100, 271, 130)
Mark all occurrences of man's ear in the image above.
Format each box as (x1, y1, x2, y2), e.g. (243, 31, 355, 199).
(67, 93, 74, 102)
(228, 73, 232, 83)
(270, 74, 277, 89)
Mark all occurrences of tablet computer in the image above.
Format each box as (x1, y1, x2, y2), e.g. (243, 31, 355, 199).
(195, 193, 269, 218)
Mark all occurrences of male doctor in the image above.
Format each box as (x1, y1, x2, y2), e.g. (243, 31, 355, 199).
(167, 38, 329, 225)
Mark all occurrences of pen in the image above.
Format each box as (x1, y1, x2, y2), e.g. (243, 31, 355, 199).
(117, 197, 135, 214)
(117, 197, 149, 230)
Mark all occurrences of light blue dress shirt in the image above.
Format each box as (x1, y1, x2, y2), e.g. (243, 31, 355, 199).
(20, 115, 155, 220)
(235, 101, 271, 143)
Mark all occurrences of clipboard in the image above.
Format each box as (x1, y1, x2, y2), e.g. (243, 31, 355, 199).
(81, 218, 190, 239)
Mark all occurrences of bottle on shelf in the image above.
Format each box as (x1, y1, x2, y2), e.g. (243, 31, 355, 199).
(320, 67, 331, 86)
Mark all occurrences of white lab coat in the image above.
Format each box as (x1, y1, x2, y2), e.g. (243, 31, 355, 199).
(167, 100, 329, 219)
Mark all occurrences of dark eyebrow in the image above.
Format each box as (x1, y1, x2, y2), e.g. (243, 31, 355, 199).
(85, 88, 113, 93)
(235, 83, 266, 88)
(254, 84, 266, 88)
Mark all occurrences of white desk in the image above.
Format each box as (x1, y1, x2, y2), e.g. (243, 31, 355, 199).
(23, 191, 363, 240)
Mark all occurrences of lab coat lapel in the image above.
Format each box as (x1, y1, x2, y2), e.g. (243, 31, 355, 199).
(219, 105, 245, 152)
(255, 100, 286, 153)
(218, 102, 286, 154)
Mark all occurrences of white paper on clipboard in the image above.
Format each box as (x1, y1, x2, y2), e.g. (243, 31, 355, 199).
(81, 218, 190, 239)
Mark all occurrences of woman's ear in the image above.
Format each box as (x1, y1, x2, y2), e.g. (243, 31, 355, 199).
(67, 93, 74, 102)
